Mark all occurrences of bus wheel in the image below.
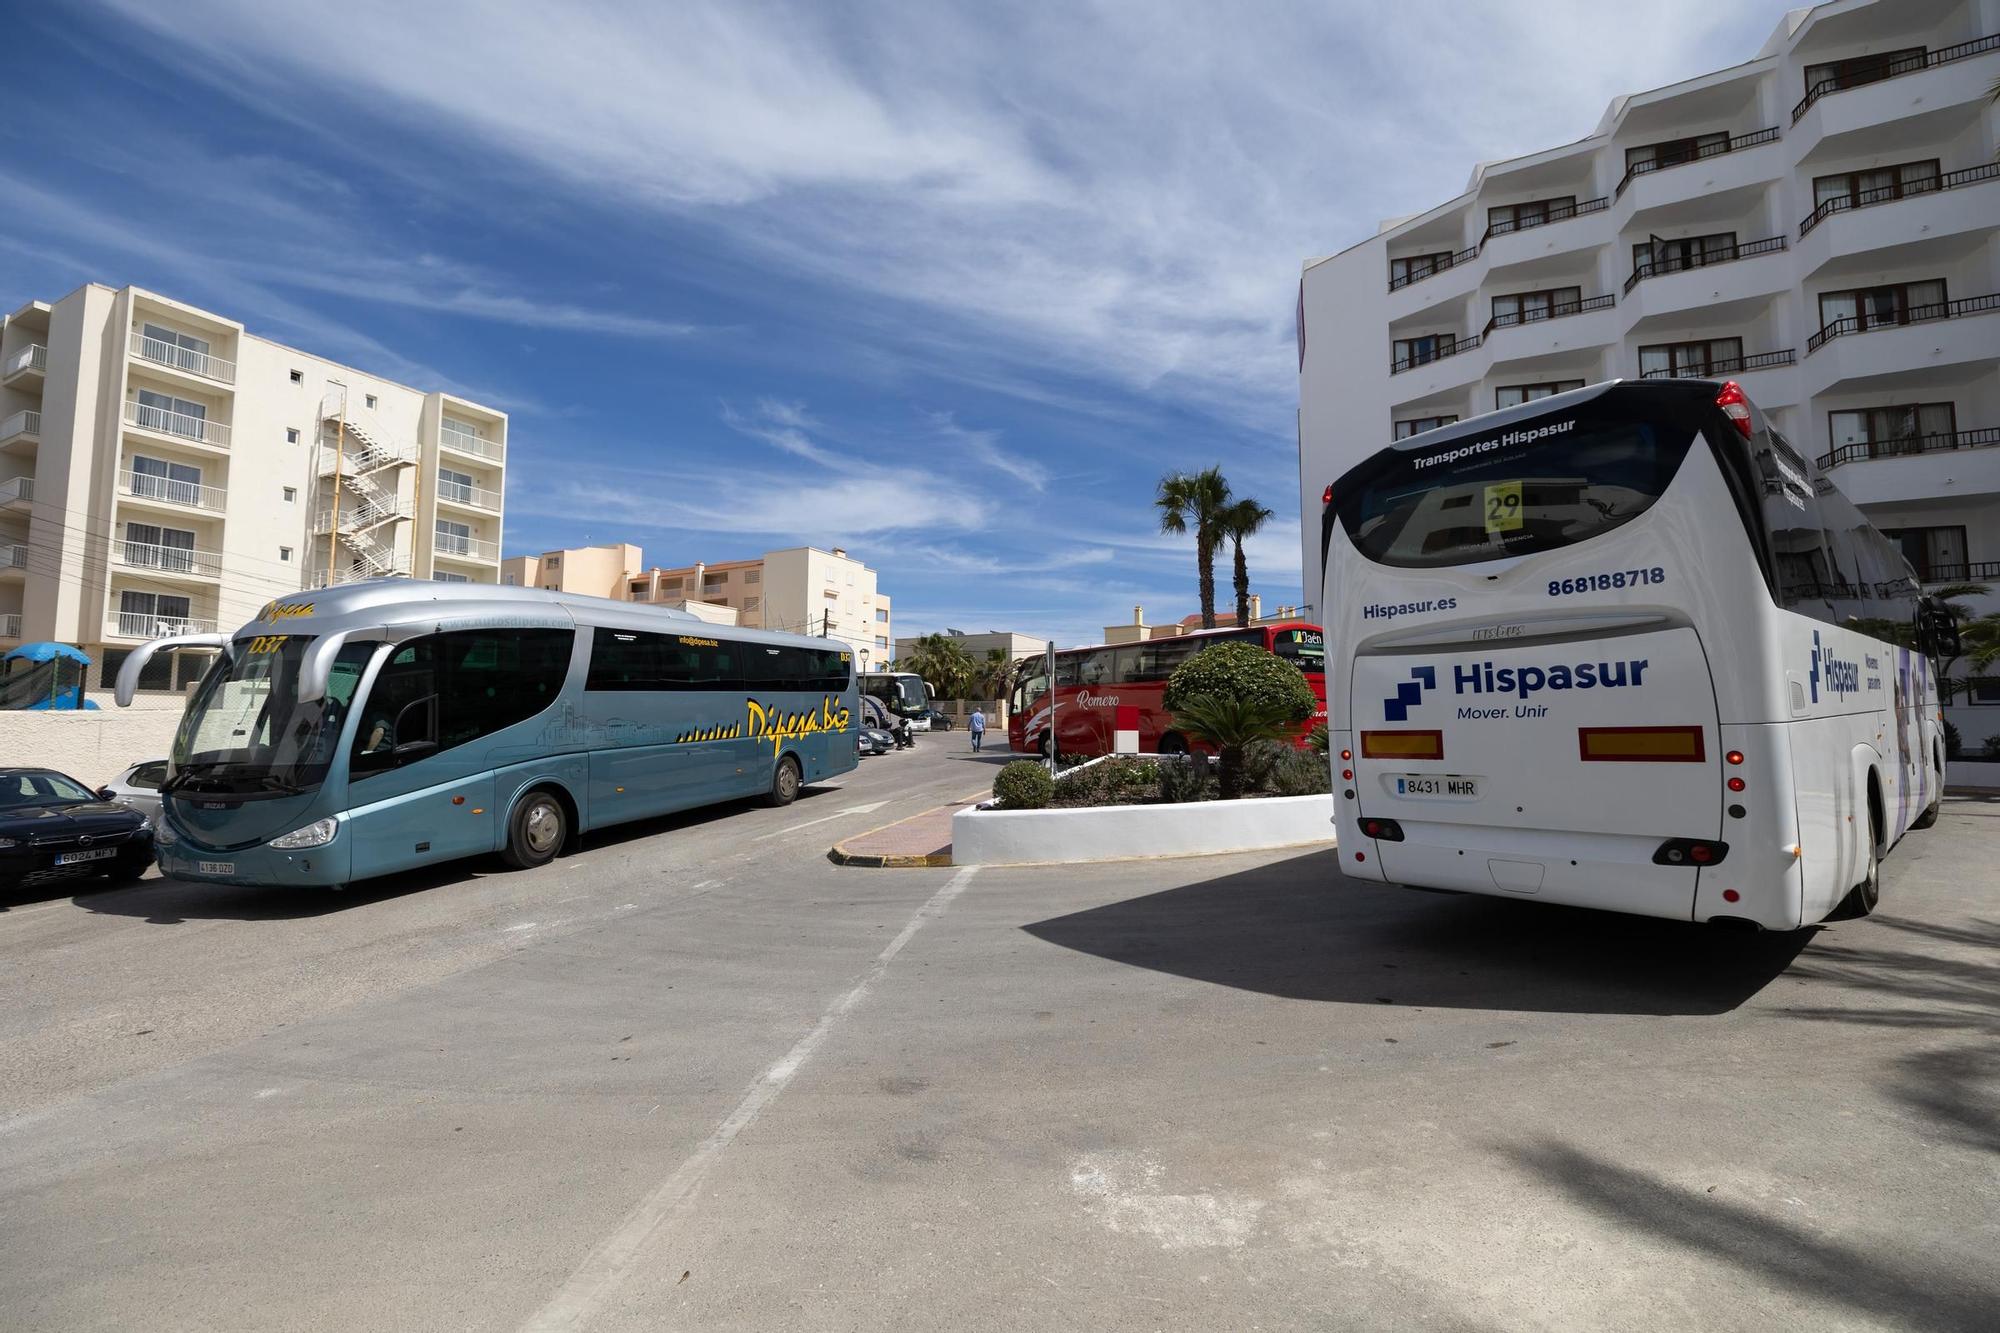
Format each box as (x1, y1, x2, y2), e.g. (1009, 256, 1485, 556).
(1834, 809, 1881, 919)
(1157, 732, 1188, 755)
(1911, 795, 1941, 830)
(503, 789, 567, 870)
(766, 755, 802, 808)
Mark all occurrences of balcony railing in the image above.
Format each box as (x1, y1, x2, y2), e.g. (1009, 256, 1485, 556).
(1800, 162, 2000, 237)
(1639, 349, 1797, 380)
(435, 478, 503, 511)
(1387, 243, 1480, 294)
(119, 469, 226, 511)
(433, 532, 499, 562)
(117, 540, 224, 579)
(1792, 35, 2000, 123)
(111, 612, 218, 639)
(129, 331, 236, 385)
(3, 343, 47, 379)
(1479, 196, 1609, 246)
(1816, 426, 2000, 470)
(1481, 293, 1615, 339)
(1913, 561, 2000, 585)
(1623, 236, 1787, 295)
(0, 475, 31, 505)
(439, 425, 504, 461)
(0, 543, 26, 572)
(0, 613, 20, 639)
(1615, 127, 1780, 198)
(1390, 335, 1480, 375)
(0, 409, 40, 444)
(1807, 292, 2000, 355)
(125, 399, 231, 448)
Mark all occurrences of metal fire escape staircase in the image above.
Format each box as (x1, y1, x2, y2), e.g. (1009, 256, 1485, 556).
(315, 407, 417, 583)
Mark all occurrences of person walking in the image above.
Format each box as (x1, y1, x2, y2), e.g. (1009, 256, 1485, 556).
(969, 707, 987, 752)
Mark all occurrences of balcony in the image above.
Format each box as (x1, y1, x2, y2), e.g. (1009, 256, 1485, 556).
(128, 330, 236, 386)
(1792, 35, 2000, 124)
(1916, 561, 2000, 585)
(115, 540, 224, 581)
(2, 342, 46, 387)
(1390, 335, 1480, 375)
(1478, 197, 1609, 248)
(118, 469, 227, 513)
(1614, 128, 1779, 199)
(0, 543, 25, 575)
(435, 476, 502, 513)
(1807, 293, 2000, 354)
(0, 475, 30, 508)
(1640, 349, 1797, 380)
(433, 532, 499, 563)
(108, 612, 219, 641)
(0, 613, 20, 640)
(439, 424, 504, 463)
(1624, 236, 1787, 296)
(1800, 163, 2000, 237)
(0, 409, 40, 452)
(1481, 294, 1613, 340)
(1817, 426, 2000, 471)
(124, 399, 230, 449)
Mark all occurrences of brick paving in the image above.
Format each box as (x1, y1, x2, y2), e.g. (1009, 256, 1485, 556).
(828, 791, 988, 867)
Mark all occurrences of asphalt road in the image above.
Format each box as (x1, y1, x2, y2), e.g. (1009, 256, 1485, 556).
(1, 743, 1995, 1332)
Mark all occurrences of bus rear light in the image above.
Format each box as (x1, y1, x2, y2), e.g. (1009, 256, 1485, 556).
(1715, 381, 1753, 438)
(1341, 768, 1353, 781)
(1725, 750, 1745, 766)
(1361, 817, 1405, 842)
(1722, 889, 1741, 903)
(1577, 726, 1706, 763)
(1322, 483, 1334, 506)
(1727, 776, 1746, 792)
(1654, 838, 1729, 866)
(1339, 748, 1352, 761)
(1361, 730, 1443, 761)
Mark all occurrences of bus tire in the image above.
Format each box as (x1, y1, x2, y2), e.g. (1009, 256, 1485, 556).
(1911, 796, 1941, 830)
(1157, 732, 1188, 756)
(1833, 805, 1881, 919)
(503, 789, 567, 870)
(766, 754, 802, 808)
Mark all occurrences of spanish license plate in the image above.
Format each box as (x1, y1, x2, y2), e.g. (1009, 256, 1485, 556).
(55, 847, 116, 865)
(1395, 774, 1481, 799)
(197, 860, 236, 875)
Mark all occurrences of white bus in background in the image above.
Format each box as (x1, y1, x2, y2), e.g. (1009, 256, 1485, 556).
(1317, 379, 1957, 930)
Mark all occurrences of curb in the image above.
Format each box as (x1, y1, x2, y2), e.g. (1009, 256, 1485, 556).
(826, 786, 990, 869)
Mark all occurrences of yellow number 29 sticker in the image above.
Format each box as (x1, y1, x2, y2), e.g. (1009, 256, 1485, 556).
(1484, 481, 1523, 533)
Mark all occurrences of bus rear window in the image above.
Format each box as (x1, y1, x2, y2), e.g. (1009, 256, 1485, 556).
(1337, 412, 1696, 568)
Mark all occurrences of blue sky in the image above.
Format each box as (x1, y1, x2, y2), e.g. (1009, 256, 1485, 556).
(4, 0, 1795, 647)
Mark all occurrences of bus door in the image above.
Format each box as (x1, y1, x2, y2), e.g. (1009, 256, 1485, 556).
(345, 637, 497, 879)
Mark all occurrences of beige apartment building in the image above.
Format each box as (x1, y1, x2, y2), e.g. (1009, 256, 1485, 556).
(1102, 597, 1309, 644)
(503, 542, 891, 658)
(892, 629, 1048, 665)
(0, 282, 507, 687)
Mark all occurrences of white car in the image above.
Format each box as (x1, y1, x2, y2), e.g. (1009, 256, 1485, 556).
(100, 758, 169, 826)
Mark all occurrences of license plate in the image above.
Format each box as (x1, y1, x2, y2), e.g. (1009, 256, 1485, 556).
(197, 860, 236, 875)
(1395, 774, 1481, 799)
(56, 847, 117, 865)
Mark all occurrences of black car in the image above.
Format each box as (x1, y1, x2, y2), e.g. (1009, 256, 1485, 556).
(0, 768, 155, 885)
(922, 708, 955, 731)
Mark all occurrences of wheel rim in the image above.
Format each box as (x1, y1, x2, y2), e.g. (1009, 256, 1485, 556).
(778, 762, 799, 799)
(524, 800, 562, 855)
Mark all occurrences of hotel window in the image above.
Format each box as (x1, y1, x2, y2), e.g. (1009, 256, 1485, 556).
(280, 546, 293, 562)
(129, 454, 203, 505)
(1632, 232, 1737, 276)
(876, 608, 889, 622)
(438, 466, 475, 504)
(744, 569, 760, 584)
(1879, 525, 1967, 584)
(1392, 333, 1458, 370)
(289, 369, 304, 384)
(1813, 160, 1941, 212)
(436, 519, 472, 555)
(365, 393, 378, 409)
(123, 521, 197, 572)
(1828, 403, 1957, 460)
(1393, 415, 1459, 440)
(1638, 338, 1744, 379)
(743, 596, 760, 611)
(283, 487, 296, 503)
(138, 322, 211, 372)
(1624, 132, 1728, 173)
(1486, 197, 1576, 235)
(286, 427, 300, 444)
(119, 590, 192, 635)
(1818, 280, 1947, 335)
(1803, 47, 1926, 98)
(134, 387, 207, 439)
(1389, 251, 1456, 286)
(435, 572, 470, 584)
(1490, 286, 1582, 328)
(875, 636, 889, 650)
(1495, 381, 1584, 409)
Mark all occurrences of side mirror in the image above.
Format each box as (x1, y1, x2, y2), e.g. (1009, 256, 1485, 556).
(98, 787, 116, 801)
(1931, 613, 1962, 657)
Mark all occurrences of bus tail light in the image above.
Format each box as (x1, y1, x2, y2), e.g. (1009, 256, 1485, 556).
(1654, 838, 1729, 866)
(1577, 726, 1706, 763)
(1360, 817, 1405, 842)
(1715, 381, 1753, 438)
(1360, 730, 1443, 761)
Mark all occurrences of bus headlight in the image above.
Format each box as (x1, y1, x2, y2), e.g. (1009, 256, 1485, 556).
(270, 817, 338, 850)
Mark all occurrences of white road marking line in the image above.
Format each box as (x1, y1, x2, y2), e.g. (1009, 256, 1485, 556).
(752, 801, 889, 841)
(518, 864, 979, 1332)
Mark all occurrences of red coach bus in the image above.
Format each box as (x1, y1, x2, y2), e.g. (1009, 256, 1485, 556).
(1007, 621, 1326, 757)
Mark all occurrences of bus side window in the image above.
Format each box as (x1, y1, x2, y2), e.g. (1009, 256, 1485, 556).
(1079, 649, 1117, 686)
(351, 629, 572, 778)
(1053, 655, 1080, 687)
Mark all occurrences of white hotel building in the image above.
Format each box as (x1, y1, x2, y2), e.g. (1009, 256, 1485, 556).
(0, 282, 507, 690)
(1298, 0, 1999, 717)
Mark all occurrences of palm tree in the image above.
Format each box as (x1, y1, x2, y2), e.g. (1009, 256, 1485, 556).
(1217, 497, 1273, 627)
(903, 633, 975, 701)
(1156, 466, 1232, 629)
(1169, 695, 1298, 799)
(972, 648, 1013, 702)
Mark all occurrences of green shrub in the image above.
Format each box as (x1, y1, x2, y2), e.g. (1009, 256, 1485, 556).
(1164, 642, 1318, 719)
(1269, 749, 1332, 797)
(1052, 762, 1112, 807)
(1240, 739, 1289, 793)
(1307, 723, 1330, 756)
(1984, 734, 2000, 760)
(1944, 720, 1962, 761)
(1158, 754, 1216, 803)
(994, 760, 1055, 810)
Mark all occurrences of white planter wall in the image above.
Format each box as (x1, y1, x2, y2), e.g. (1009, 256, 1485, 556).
(953, 793, 1336, 867)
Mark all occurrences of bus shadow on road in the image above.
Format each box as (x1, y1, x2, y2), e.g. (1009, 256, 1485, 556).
(1021, 848, 1812, 1016)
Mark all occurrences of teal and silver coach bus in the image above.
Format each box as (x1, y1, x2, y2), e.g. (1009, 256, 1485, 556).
(113, 581, 859, 888)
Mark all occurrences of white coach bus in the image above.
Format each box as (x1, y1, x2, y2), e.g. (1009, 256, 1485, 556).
(1318, 379, 1958, 929)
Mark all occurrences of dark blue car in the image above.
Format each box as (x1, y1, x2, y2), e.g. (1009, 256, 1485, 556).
(0, 768, 155, 885)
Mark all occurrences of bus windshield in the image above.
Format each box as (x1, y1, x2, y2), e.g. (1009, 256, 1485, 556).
(1337, 407, 1697, 568)
(866, 673, 929, 715)
(172, 636, 374, 795)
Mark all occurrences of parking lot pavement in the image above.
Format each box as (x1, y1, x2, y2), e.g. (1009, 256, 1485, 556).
(2, 781, 1996, 1330)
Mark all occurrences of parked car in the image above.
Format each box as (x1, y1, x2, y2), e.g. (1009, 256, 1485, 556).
(101, 758, 170, 826)
(921, 708, 954, 731)
(905, 711, 931, 732)
(0, 767, 155, 884)
(857, 727, 894, 757)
